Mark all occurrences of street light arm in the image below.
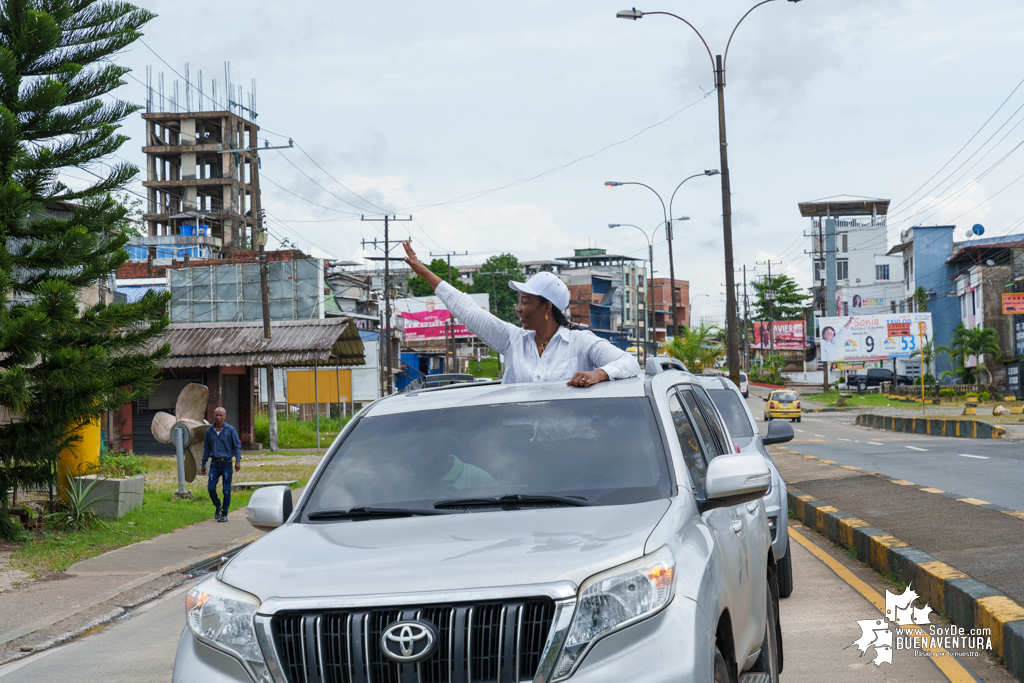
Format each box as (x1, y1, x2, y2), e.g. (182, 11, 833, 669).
(723, 0, 780, 70)
(643, 11, 716, 74)
(609, 223, 654, 247)
(668, 172, 706, 221)
(615, 182, 668, 226)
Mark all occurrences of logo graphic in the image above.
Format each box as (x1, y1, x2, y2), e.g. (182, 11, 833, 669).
(380, 621, 438, 663)
(853, 587, 932, 666)
(851, 586, 992, 666)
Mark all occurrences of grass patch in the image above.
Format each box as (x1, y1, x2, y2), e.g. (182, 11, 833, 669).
(802, 390, 895, 408)
(254, 413, 351, 449)
(467, 351, 500, 380)
(10, 455, 317, 574)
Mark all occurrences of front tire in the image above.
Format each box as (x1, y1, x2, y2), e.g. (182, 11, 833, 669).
(751, 583, 781, 682)
(713, 645, 734, 683)
(858, 382, 867, 393)
(778, 539, 794, 598)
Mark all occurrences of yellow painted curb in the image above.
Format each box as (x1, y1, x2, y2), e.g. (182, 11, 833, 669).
(976, 595, 1024, 656)
(890, 479, 916, 486)
(814, 505, 839, 531)
(957, 497, 991, 506)
(916, 560, 968, 613)
(793, 493, 817, 520)
(868, 534, 909, 570)
(840, 465, 861, 471)
(1002, 510, 1024, 521)
(838, 516, 870, 547)
(818, 459, 836, 464)
(919, 487, 945, 493)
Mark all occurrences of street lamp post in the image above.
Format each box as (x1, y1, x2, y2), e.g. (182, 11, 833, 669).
(690, 292, 709, 324)
(606, 171, 715, 340)
(609, 223, 655, 358)
(616, 0, 803, 387)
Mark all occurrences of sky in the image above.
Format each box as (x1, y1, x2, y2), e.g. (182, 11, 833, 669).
(93, 0, 1024, 323)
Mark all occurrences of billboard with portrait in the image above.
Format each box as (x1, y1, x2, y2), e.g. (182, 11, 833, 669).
(750, 320, 806, 351)
(394, 292, 489, 341)
(815, 313, 931, 362)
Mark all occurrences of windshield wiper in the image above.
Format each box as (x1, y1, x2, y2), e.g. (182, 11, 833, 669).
(307, 506, 463, 520)
(433, 494, 596, 509)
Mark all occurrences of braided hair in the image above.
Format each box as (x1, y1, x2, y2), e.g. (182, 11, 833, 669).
(540, 297, 581, 331)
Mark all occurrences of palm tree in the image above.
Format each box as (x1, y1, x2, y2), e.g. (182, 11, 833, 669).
(963, 327, 1002, 385)
(662, 319, 725, 373)
(910, 337, 936, 387)
(938, 323, 975, 384)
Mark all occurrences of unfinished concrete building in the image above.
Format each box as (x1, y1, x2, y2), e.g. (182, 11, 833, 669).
(140, 110, 259, 258)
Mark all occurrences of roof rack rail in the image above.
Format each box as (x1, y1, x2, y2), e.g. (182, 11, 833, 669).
(645, 357, 689, 375)
(402, 373, 479, 392)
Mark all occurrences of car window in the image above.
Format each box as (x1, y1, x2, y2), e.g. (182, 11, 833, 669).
(302, 398, 672, 516)
(705, 389, 754, 438)
(667, 391, 708, 496)
(678, 387, 727, 457)
(692, 387, 732, 453)
(773, 391, 799, 402)
(740, 372, 748, 382)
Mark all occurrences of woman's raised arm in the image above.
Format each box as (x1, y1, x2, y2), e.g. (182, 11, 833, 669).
(402, 241, 515, 355)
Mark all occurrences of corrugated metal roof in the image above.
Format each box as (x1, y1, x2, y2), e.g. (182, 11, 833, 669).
(149, 319, 365, 368)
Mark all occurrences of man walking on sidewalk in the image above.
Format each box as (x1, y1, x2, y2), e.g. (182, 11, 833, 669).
(200, 407, 241, 522)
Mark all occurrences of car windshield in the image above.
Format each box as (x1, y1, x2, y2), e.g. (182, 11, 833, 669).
(302, 398, 672, 518)
(773, 392, 799, 402)
(705, 389, 754, 438)
(740, 373, 747, 382)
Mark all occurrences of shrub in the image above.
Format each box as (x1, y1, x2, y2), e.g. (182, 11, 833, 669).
(980, 391, 990, 402)
(99, 452, 148, 478)
(939, 388, 955, 400)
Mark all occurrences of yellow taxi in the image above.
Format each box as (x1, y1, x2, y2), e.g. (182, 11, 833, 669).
(764, 389, 802, 423)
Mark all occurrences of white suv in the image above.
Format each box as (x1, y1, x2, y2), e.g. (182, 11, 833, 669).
(174, 360, 783, 683)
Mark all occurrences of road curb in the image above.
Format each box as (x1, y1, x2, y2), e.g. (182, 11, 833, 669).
(855, 412, 1007, 439)
(0, 534, 259, 665)
(788, 488, 1024, 680)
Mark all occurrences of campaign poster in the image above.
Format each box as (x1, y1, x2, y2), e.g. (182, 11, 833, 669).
(1002, 292, 1024, 315)
(394, 292, 489, 341)
(750, 320, 805, 350)
(849, 292, 886, 309)
(815, 313, 931, 362)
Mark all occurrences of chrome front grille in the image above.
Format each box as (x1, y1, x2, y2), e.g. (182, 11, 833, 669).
(269, 598, 556, 683)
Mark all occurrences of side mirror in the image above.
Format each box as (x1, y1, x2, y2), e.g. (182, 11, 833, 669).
(762, 396, 769, 402)
(245, 485, 293, 532)
(698, 454, 770, 512)
(763, 419, 795, 445)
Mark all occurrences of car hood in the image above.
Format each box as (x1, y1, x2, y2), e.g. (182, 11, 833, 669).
(222, 500, 671, 603)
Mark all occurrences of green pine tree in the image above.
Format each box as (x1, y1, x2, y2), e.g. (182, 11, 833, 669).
(471, 254, 525, 323)
(751, 274, 810, 322)
(0, 0, 171, 538)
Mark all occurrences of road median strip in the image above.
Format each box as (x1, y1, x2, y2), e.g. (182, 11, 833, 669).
(788, 487, 1024, 680)
(856, 413, 1007, 439)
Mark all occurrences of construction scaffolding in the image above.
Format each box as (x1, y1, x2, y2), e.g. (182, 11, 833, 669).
(168, 258, 325, 323)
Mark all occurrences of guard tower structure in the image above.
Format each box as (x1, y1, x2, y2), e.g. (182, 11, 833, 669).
(140, 110, 259, 257)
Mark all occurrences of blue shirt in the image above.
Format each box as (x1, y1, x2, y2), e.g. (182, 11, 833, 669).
(202, 423, 242, 465)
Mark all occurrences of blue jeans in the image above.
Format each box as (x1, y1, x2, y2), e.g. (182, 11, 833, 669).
(207, 459, 234, 511)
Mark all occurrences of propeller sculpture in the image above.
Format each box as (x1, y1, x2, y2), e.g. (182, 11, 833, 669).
(151, 383, 211, 500)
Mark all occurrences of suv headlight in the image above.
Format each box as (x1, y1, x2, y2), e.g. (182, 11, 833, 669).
(186, 578, 271, 683)
(552, 546, 676, 680)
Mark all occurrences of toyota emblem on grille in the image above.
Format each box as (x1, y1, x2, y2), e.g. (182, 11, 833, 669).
(380, 620, 438, 663)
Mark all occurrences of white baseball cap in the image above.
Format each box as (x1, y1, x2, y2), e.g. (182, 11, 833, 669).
(508, 272, 570, 311)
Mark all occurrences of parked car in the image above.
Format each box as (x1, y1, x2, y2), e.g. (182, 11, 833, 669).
(175, 362, 785, 683)
(852, 368, 913, 392)
(740, 371, 749, 398)
(763, 390, 801, 422)
(698, 375, 795, 599)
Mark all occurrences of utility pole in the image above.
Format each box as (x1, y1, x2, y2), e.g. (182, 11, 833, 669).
(256, 207, 279, 452)
(742, 265, 749, 371)
(431, 250, 469, 373)
(361, 215, 412, 395)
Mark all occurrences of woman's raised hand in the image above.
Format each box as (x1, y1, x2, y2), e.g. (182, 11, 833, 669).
(403, 241, 443, 289)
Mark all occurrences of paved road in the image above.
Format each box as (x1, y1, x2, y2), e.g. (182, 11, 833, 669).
(747, 390, 1024, 513)
(2, 525, 1011, 683)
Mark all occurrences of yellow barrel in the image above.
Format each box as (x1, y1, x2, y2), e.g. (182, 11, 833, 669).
(58, 416, 102, 501)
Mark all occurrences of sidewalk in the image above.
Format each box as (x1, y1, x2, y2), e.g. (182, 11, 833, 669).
(0, 509, 264, 664)
(772, 446, 1024, 678)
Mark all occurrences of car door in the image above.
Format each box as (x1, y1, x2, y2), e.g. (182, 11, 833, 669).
(689, 385, 763, 649)
(669, 386, 755, 651)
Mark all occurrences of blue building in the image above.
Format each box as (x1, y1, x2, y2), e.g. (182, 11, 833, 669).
(887, 226, 960, 380)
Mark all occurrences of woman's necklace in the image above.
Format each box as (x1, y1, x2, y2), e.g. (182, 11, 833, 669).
(536, 339, 548, 356)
